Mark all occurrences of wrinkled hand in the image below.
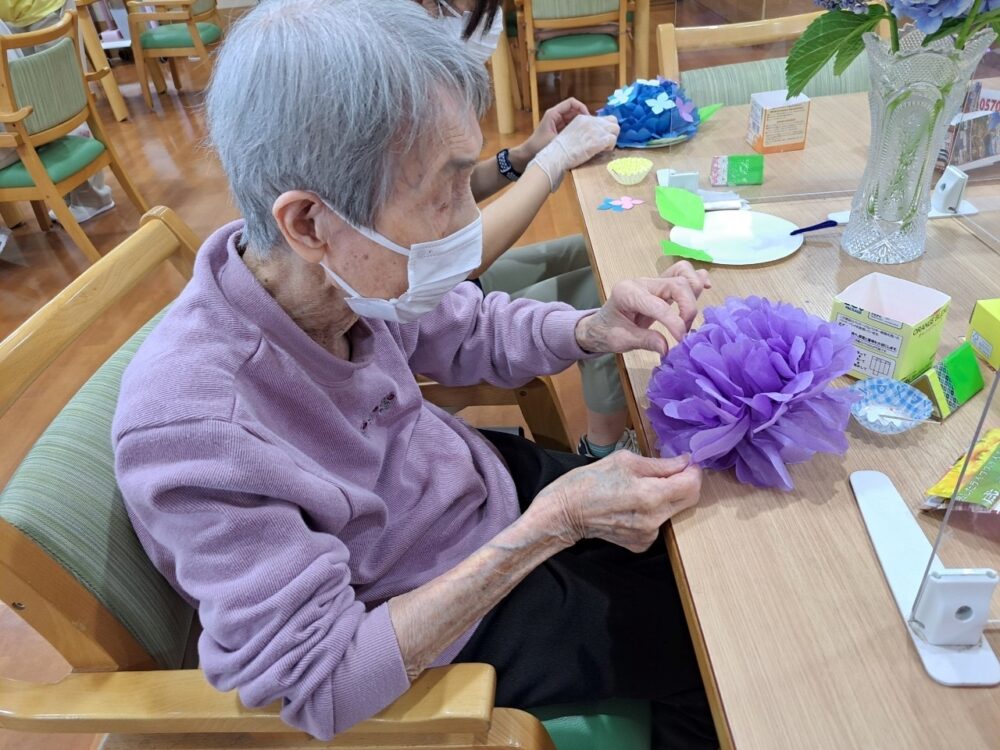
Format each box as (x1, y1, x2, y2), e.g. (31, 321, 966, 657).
(575, 261, 712, 356)
(534, 452, 702, 552)
(529, 114, 620, 192)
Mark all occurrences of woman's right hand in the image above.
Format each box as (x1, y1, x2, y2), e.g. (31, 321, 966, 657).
(530, 452, 702, 553)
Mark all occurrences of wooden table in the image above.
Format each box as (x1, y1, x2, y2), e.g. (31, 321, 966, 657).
(572, 95, 1000, 748)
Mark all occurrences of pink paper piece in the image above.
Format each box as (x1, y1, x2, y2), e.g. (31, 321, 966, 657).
(611, 196, 645, 211)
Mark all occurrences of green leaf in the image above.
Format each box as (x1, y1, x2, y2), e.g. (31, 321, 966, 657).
(786, 7, 885, 98)
(922, 17, 966, 45)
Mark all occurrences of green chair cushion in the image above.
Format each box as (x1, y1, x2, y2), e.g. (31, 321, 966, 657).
(530, 699, 651, 750)
(537, 33, 618, 61)
(680, 54, 870, 107)
(0, 308, 195, 669)
(0, 135, 105, 189)
(140, 21, 222, 50)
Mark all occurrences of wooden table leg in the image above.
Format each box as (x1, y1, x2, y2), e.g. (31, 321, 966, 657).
(492, 32, 516, 135)
(78, 4, 129, 122)
(634, 0, 650, 80)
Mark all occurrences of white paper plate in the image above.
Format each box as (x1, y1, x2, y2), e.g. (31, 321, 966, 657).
(669, 210, 803, 266)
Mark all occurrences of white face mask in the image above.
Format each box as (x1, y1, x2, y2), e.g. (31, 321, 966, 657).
(320, 204, 483, 324)
(438, 1, 504, 65)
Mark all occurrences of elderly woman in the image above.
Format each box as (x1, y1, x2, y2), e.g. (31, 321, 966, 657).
(112, 1, 716, 748)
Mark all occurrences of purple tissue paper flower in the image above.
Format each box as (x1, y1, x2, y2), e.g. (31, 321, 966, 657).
(597, 78, 701, 147)
(891, 0, 976, 34)
(646, 297, 859, 492)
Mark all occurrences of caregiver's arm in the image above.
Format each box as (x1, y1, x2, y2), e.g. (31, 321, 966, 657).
(389, 450, 702, 680)
(470, 98, 589, 202)
(469, 111, 621, 278)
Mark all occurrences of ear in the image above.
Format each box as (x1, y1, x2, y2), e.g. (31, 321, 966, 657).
(272, 191, 344, 264)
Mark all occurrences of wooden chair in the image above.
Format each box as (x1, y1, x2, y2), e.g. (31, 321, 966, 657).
(657, 10, 875, 106)
(523, 0, 628, 127)
(77, 0, 129, 122)
(0, 206, 648, 749)
(127, 0, 222, 109)
(0, 11, 147, 264)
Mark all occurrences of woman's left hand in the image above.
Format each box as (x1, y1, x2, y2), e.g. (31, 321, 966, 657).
(574, 262, 712, 356)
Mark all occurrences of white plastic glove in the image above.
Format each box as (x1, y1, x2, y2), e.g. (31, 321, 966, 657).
(529, 115, 620, 192)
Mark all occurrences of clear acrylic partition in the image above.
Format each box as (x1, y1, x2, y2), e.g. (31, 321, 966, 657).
(911, 366, 1000, 677)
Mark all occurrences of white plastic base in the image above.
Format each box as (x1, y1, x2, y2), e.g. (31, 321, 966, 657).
(850, 471, 1000, 686)
(828, 200, 979, 225)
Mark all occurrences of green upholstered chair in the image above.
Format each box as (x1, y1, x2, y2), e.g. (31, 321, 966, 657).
(523, 0, 629, 127)
(0, 206, 651, 750)
(681, 54, 870, 107)
(0, 11, 148, 264)
(127, 0, 222, 109)
(658, 10, 875, 106)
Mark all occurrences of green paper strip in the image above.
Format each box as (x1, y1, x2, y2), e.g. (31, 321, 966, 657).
(699, 103, 723, 122)
(655, 186, 705, 230)
(662, 239, 713, 263)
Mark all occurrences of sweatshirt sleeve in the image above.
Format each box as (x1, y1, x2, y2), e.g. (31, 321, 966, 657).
(403, 282, 597, 387)
(114, 419, 410, 741)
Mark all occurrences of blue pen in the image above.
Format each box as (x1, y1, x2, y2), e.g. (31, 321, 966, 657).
(790, 219, 838, 236)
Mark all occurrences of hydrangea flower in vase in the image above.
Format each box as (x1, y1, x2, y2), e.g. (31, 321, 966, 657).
(787, 1, 997, 264)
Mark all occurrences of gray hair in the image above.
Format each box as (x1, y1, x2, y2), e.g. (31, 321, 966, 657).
(206, 0, 492, 255)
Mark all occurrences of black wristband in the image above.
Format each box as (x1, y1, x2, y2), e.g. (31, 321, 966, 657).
(496, 148, 522, 182)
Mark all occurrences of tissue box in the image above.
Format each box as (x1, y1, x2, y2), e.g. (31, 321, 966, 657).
(746, 90, 811, 154)
(710, 154, 764, 186)
(968, 298, 1000, 370)
(912, 343, 985, 419)
(831, 273, 950, 382)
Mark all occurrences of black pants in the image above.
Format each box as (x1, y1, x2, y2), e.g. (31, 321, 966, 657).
(456, 431, 718, 749)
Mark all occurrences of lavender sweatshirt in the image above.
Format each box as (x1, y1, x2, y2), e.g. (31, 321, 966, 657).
(112, 221, 593, 740)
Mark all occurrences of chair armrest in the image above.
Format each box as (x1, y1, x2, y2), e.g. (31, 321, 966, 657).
(0, 663, 496, 734)
(0, 106, 33, 124)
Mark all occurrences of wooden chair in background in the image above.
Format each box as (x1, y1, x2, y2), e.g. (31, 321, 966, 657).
(77, 0, 129, 122)
(0, 11, 147, 264)
(127, 0, 222, 108)
(522, 0, 628, 127)
(657, 9, 878, 106)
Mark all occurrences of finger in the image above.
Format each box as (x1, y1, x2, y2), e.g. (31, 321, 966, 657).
(698, 269, 713, 290)
(662, 261, 705, 296)
(629, 452, 692, 478)
(662, 465, 704, 509)
(557, 97, 589, 118)
(639, 277, 699, 332)
(625, 283, 689, 342)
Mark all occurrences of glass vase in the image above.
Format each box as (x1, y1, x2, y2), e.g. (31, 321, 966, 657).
(841, 27, 995, 264)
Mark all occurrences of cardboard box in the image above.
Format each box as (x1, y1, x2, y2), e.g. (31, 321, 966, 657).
(745, 90, 810, 154)
(968, 298, 1000, 370)
(831, 273, 951, 382)
(912, 342, 985, 419)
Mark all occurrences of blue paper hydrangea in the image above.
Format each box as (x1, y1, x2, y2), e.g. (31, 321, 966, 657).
(597, 77, 702, 148)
